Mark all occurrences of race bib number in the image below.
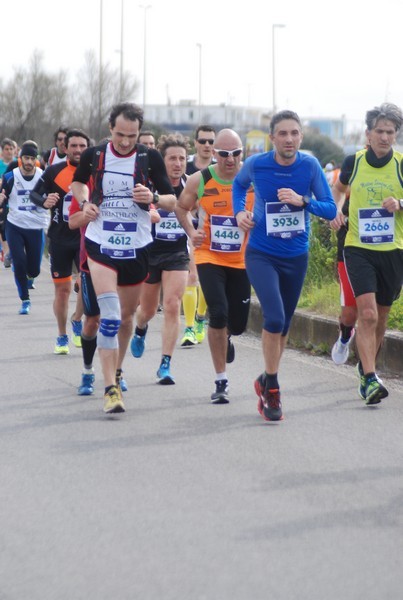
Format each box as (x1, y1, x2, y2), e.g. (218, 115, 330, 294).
(266, 202, 305, 238)
(17, 189, 36, 211)
(358, 208, 394, 244)
(100, 221, 137, 258)
(155, 211, 185, 241)
(210, 215, 244, 252)
(63, 192, 73, 222)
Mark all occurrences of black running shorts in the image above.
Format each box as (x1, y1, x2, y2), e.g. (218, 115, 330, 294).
(146, 250, 189, 284)
(344, 246, 403, 306)
(85, 238, 149, 286)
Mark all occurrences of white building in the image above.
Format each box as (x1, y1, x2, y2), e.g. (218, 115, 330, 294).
(144, 100, 346, 145)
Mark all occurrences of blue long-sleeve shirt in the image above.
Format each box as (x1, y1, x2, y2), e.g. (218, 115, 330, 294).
(233, 151, 336, 257)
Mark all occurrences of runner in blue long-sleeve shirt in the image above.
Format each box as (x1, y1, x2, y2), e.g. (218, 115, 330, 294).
(232, 110, 336, 422)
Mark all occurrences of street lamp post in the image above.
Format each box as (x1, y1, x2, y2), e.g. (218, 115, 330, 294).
(119, 0, 124, 100)
(196, 43, 202, 123)
(140, 4, 151, 108)
(98, 0, 104, 138)
(272, 23, 285, 114)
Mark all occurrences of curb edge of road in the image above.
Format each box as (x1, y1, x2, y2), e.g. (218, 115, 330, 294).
(247, 297, 403, 378)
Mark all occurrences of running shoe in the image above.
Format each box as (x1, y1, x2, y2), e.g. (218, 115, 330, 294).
(71, 318, 82, 348)
(103, 385, 125, 414)
(27, 277, 35, 290)
(130, 327, 147, 358)
(54, 334, 69, 355)
(156, 358, 175, 385)
(331, 329, 355, 365)
(78, 372, 95, 396)
(19, 300, 31, 315)
(194, 316, 207, 343)
(211, 379, 229, 404)
(254, 373, 283, 421)
(4, 253, 12, 268)
(356, 362, 366, 400)
(116, 369, 128, 392)
(181, 326, 198, 347)
(226, 336, 235, 363)
(363, 376, 389, 406)
(356, 362, 384, 401)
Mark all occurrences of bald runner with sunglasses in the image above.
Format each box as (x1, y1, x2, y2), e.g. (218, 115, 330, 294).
(176, 129, 254, 404)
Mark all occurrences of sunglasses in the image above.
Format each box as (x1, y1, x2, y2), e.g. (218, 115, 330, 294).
(215, 148, 243, 158)
(197, 138, 215, 145)
(57, 137, 66, 142)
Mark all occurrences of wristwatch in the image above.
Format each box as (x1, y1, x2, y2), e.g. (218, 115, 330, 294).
(399, 198, 403, 210)
(302, 195, 311, 208)
(152, 192, 160, 205)
(79, 199, 88, 210)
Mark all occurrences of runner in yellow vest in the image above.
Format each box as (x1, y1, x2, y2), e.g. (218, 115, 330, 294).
(332, 102, 403, 405)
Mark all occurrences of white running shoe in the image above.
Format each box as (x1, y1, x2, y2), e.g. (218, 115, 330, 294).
(331, 329, 355, 365)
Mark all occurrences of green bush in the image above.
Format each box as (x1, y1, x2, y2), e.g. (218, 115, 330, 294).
(303, 216, 337, 290)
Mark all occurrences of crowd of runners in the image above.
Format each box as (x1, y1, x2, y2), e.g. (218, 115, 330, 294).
(0, 101, 402, 420)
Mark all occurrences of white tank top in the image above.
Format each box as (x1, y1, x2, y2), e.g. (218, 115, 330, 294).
(7, 167, 50, 230)
(85, 144, 152, 258)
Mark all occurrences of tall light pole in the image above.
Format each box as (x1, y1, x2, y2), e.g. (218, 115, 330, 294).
(272, 23, 285, 114)
(99, 0, 104, 137)
(140, 4, 151, 108)
(119, 0, 124, 100)
(196, 43, 202, 123)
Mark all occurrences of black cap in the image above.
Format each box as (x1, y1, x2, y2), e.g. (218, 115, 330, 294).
(20, 143, 38, 158)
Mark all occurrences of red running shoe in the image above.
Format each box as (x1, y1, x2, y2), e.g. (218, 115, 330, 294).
(254, 374, 283, 421)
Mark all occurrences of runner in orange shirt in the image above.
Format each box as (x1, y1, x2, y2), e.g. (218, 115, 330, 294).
(176, 128, 254, 403)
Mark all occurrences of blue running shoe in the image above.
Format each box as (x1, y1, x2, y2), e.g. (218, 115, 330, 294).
(54, 334, 69, 355)
(156, 358, 175, 385)
(78, 372, 95, 396)
(116, 369, 128, 392)
(27, 277, 35, 290)
(71, 318, 82, 348)
(130, 327, 147, 358)
(19, 300, 31, 315)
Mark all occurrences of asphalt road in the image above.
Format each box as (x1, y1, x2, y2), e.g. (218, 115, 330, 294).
(1, 260, 402, 600)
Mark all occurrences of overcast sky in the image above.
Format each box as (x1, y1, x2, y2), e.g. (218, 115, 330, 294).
(2, 0, 402, 132)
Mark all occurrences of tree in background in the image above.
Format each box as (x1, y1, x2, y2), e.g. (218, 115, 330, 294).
(302, 131, 345, 167)
(68, 51, 138, 143)
(0, 50, 139, 149)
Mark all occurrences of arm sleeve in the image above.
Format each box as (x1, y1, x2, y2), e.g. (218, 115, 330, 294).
(307, 159, 337, 220)
(72, 147, 94, 184)
(29, 168, 53, 207)
(232, 158, 254, 215)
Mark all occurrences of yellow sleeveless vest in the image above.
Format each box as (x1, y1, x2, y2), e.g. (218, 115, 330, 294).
(346, 150, 403, 250)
